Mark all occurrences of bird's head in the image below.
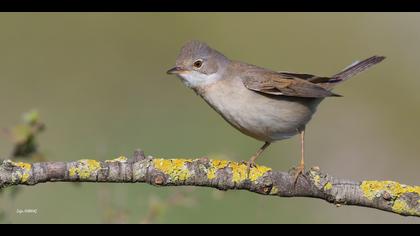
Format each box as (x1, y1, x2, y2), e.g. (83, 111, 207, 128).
(167, 40, 230, 89)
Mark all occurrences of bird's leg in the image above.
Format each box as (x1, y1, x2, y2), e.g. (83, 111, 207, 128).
(246, 142, 271, 175)
(293, 129, 305, 185)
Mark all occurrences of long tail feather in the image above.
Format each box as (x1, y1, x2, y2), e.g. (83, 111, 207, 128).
(327, 56, 386, 86)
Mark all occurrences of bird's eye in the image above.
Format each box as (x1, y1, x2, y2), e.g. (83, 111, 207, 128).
(193, 60, 203, 68)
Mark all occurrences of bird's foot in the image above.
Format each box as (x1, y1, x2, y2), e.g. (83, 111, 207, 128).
(291, 163, 305, 187)
(241, 159, 257, 179)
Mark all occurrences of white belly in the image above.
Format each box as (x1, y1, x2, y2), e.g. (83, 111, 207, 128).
(200, 78, 320, 142)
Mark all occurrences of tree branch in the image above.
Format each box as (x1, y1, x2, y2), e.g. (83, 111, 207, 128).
(0, 149, 419, 217)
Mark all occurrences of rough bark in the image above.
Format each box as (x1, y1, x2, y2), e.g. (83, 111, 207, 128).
(0, 150, 419, 217)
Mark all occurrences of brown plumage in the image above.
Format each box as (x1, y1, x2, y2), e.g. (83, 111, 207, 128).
(167, 40, 385, 180)
(242, 55, 385, 98)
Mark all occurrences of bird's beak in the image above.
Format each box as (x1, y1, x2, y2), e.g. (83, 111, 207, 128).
(166, 67, 186, 75)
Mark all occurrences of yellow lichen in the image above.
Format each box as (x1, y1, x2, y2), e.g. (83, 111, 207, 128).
(105, 156, 128, 163)
(206, 160, 271, 183)
(229, 162, 271, 183)
(8, 161, 31, 183)
(229, 162, 249, 183)
(153, 159, 192, 182)
(69, 167, 77, 177)
(324, 182, 333, 191)
(69, 159, 101, 179)
(360, 181, 420, 201)
(270, 186, 279, 195)
(248, 164, 271, 182)
(152, 158, 271, 183)
(207, 170, 216, 180)
(309, 170, 321, 187)
(207, 160, 229, 180)
(20, 172, 30, 183)
(15, 162, 31, 171)
(392, 199, 419, 216)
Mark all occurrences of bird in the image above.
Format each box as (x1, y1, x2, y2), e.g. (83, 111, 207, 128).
(167, 40, 385, 181)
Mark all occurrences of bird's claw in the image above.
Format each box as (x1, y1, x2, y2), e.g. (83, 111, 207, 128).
(291, 163, 305, 187)
(240, 159, 257, 179)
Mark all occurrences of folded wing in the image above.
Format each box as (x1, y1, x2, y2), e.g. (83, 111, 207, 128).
(242, 71, 340, 98)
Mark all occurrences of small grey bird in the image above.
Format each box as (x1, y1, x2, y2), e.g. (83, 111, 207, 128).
(167, 40, 385, 180)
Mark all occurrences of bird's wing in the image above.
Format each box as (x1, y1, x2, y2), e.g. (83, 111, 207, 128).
(277, 71, 333, 84)
(242, 71, 340, 98)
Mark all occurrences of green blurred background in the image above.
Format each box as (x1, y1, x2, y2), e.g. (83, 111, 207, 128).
(0, 13, 419, 223)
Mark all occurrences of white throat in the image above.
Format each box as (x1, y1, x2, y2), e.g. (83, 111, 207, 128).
(179, 71, 222, 89)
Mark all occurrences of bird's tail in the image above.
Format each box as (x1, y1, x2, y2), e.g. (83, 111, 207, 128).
(322, 55, 386, 90)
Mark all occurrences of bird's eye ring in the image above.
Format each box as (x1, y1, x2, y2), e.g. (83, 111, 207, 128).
(193, 60, 203, 68)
